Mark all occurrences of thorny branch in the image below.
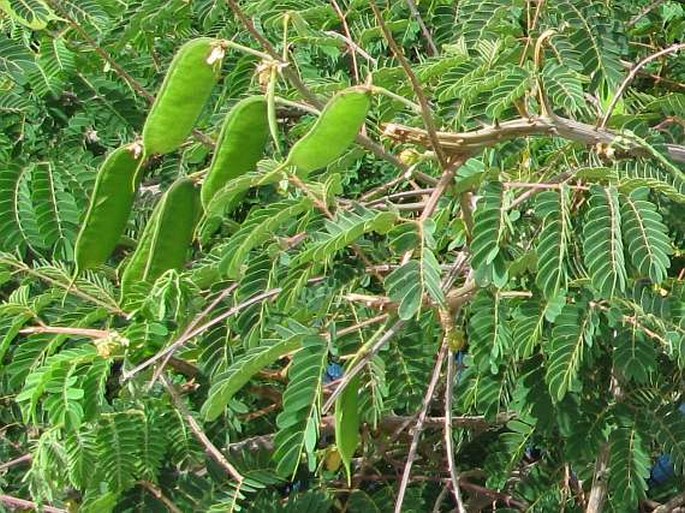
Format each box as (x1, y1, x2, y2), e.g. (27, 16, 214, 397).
(383, 116, 685, 164)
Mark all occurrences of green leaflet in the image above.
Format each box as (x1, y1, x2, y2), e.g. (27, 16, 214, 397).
(292, 208, 396, 267)
(534, 188, 571, 300)
(468, 290, 512, 374)
(583, 185, 627, 298)
(385, 220, 445, 320)
(608, 425, 650, 510)
(544, 303, 597, 402)
(470, 182, 510, 288)
(219, 198, 313, 279)
(273, 336, 328, 478)
(202, 337, 303, 421)
(620, 187, 672, 284)
(485, 65, 531, 119)
(0, 0, 56, 29)
(335, 374, 360, 485)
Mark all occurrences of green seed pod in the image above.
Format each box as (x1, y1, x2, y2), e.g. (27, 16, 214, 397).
(142, 38, 225, 155)
(285, 86, 371, 177)
(75, 142, 144, 272)
(119, 199, 162, 302)
(201, 96, 269, 209)
(334, 374, 360, 486)
(120, 178, 201, 303)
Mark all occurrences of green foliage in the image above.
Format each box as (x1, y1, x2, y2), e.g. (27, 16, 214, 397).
(583, 185, 627, 298)
(273, 335, 328, 478)
(385, 220, 445, 319)
(1, 0, 685, 511)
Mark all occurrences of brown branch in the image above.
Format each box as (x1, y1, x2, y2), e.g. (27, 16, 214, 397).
(330, 0, 360, 83)
(383, 117, 685, 164)
(628, 0, 667, 27)
(585, 443, 610, 513)
(444, 354, 467, 512)
(652, 491, 685, 513)
(394, 340, 449, 513)
(458, 480, 528, 510)
(147, 285, 238, 387)
(0, 454, 32, 472)
(0, 495, 66, 513)
(161, 375, 243, 482)
(226, 412, 511, 454)
(19, 326, 110, 338)
(365, 188, 435, 206)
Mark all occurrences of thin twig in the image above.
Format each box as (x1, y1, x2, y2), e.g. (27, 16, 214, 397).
(370, 1, 448, 170)
(394, 340, 449, 513)
(600, 43, 685, 128)
(504, 181, 588, 191)
(653, 491, 685, 513)
(420, 156, 468, 222)
(403, 0, 438, 56)
(332, 314, 390, 339)
(444, 354, 467, 512)
(324, 31, 377, 64)
(19, 326, 110, 338)
(627, 0, 666, 27)
(365, 188, 435, 206)
(0, 454, 32, 472)
(122, 288, 281, 381)
(431, 485, 450, 513)
(0, 495, 66, 513)
(226, 412, 512, 454)
(323, 278, 476, 412)
(139, 480, 184, 513)
(458, 480, 528, 509)
(508, 170, 577, 211)
(147, 285, 238, 387)
(161, 375, 243, 482)
(323, 319, 405, 412)
(331, 0, 360, 83)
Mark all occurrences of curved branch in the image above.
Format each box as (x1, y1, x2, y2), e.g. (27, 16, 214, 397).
(383, 116, 685, 164)
(600, 43, 685, 128)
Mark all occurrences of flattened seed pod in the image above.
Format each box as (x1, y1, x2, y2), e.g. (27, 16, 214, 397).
(75, 142, 144, 272)
(120, 178, 201, 304)
(119, 199, 162, 302)
(285, 86, 371, 177)
(144, 178, 201, 281)
(143, 38, 225, 155)
(201, 96, 269, 209)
